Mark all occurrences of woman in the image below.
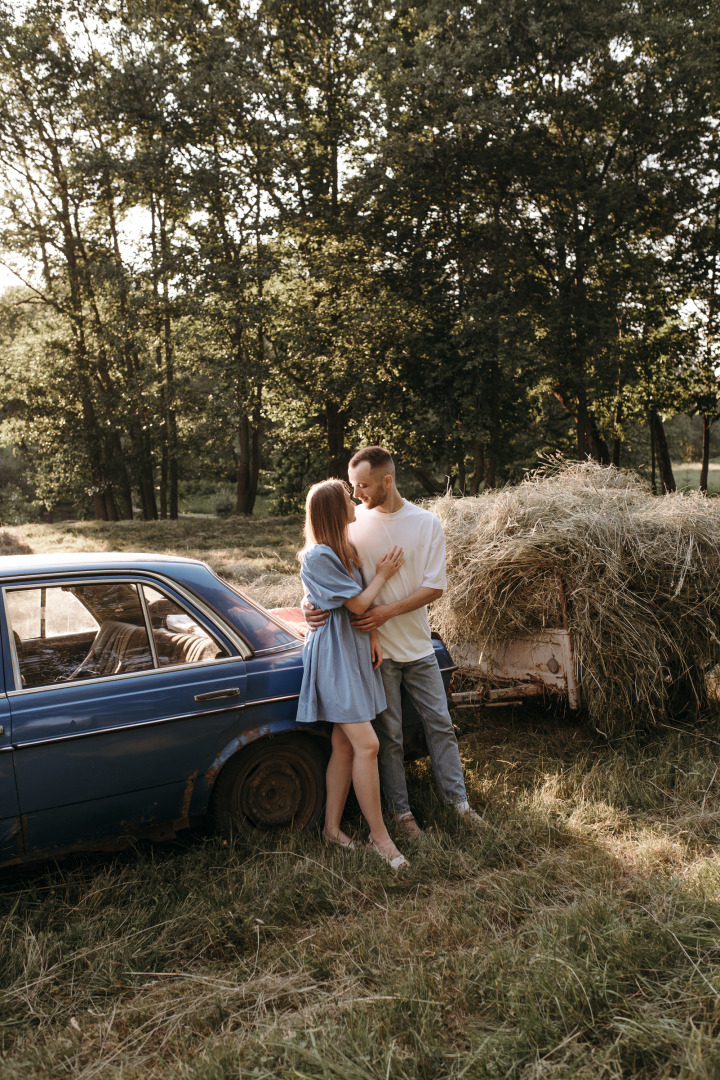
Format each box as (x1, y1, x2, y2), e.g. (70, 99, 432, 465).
(297, 479, 408, 869)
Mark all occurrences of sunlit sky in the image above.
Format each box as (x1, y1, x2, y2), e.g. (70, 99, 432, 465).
(0, 265, 25, 294)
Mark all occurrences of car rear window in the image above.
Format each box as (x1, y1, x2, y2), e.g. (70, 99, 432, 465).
(142, 584, 229, 666)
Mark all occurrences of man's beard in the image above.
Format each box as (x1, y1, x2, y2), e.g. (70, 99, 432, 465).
(366, 488, 388, 510)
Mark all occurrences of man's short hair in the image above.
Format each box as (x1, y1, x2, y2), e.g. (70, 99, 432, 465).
(349, 446, 395, 475)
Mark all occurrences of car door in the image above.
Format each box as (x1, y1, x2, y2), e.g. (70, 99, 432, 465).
(4, 574, 248, 855)
(0, 632, 20, 861)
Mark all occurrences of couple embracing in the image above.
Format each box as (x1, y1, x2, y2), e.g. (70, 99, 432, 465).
(296, 446, 483, 870)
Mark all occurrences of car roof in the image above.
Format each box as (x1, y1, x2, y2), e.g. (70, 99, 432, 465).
(0, 553, 206, 579)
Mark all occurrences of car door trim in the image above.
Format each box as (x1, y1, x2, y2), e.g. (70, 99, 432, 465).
(10, 700, 248, 750)
(9, 691, 303, 750)
(4, 652, 247, 696)
(247, 692, 300, 706)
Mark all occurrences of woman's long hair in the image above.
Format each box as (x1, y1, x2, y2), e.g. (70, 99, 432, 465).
(300, 479, 360, 576)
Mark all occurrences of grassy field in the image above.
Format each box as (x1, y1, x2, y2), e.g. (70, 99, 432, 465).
(2, 520, 720, 1079)
(672, 462, 720, 494)
(1, 516, 306, 609)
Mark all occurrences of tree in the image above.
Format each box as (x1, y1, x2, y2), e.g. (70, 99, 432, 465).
(355, 0, 714, 480)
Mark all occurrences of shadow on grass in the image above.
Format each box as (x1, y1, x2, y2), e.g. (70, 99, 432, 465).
(3, 714, 720, 1079)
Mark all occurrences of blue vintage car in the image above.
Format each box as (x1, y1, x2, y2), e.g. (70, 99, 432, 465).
(0, 553, 456, 867)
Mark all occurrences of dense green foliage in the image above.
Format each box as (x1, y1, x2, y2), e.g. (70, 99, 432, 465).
(0, 0, 718, 517)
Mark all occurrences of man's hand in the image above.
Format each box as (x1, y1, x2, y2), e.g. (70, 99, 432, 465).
(350, 586, 442, 635)
(370, 630, 383, 669)
(351, 604, 392, 633)
(301, 598, 329, 632)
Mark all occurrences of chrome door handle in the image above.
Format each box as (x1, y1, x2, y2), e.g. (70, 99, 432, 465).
(194, 687, 241, 702)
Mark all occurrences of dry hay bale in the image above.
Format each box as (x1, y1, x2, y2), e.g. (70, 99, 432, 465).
(429, 459, 720, 734)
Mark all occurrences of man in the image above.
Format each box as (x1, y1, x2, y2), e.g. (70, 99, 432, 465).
(304, 446, 483, 840)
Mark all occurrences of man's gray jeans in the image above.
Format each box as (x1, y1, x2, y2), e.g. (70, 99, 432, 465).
(373, 654, 467, 817)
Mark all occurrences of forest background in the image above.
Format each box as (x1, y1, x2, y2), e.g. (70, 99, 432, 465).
(0, 0, 718, 524)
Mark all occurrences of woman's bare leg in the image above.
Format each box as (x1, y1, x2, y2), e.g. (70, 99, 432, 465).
(323, 724, 354, 844)
(337, 721, 403, 860)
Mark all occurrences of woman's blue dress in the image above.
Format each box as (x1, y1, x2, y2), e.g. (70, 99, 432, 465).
(296, 545, 387, 725)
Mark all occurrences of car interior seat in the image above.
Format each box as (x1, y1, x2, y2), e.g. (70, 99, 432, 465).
(68, 619, 154, 680)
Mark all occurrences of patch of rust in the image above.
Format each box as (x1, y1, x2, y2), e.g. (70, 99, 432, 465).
(12, 816, 179, 867)
(181, 770, 199, 819)
(204, 724, 272, 783)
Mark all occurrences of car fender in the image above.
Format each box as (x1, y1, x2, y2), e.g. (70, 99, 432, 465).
(187, 719, 328, 818)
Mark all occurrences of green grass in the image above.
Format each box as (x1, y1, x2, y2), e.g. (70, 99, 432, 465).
(672, 461, 720, 494)
(3, 519, 720, 1078)
(3, 719, 720, 1079)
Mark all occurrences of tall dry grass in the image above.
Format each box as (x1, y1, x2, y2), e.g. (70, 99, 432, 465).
(0, 529, 33, 556)
(3, 716, 720, 1079)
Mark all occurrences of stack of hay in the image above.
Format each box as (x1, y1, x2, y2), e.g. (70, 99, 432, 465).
(429, 459, 720, 735)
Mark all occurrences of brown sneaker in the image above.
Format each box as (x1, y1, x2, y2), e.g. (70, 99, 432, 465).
(456, 805, 486, 832)
(395, 812, 425, 841)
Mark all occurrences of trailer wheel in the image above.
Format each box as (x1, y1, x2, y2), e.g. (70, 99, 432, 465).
(211, 735, 326, 834)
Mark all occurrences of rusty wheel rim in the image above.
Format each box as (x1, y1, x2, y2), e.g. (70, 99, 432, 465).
(238, 753, 310, 827)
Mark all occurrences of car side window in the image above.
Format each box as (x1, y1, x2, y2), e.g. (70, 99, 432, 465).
(142, 585, 229, 667)
(6, 583, 154, 688)
(6, 586, 99, 640)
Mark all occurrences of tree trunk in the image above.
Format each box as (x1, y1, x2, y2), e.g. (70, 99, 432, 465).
(103, 488, 119, 522)
(554, 386, 610, 465)
(138, 473, 158, 521)
(162, 281, 178, 521)
(457, 457, 466, 495)
(484, 456, 497, 489)
(700, 413, 712, 494)
(576, 396, 611, 464)
(611, 398, 622, 468)
(109, 431, 134, 519)
(325, 401, 347, 478)
(235, 387, 261, 516)
(82, 415, 111, 521)
(235, 418, 259, 515)
(650, 409, 676, 492)
(105, 174, 157, 520)
(234, 188, 264, 517)
(51, 150, 114, 520)
(469, 440, 485, 496)
(412, 467, 442, 495)
(159, 444, 168, 519)
(137, 427, 158, 520)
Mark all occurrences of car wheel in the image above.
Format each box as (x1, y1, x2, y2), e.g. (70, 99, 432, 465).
(211, 735, 327, 834)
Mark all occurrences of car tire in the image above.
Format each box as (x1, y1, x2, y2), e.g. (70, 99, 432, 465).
(211, 734, 327, 834)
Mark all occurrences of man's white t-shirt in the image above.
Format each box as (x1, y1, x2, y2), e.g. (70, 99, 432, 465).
(348, 500, 447, 663)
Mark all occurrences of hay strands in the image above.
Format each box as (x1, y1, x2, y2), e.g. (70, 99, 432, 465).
(431, 459, 720, 736)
